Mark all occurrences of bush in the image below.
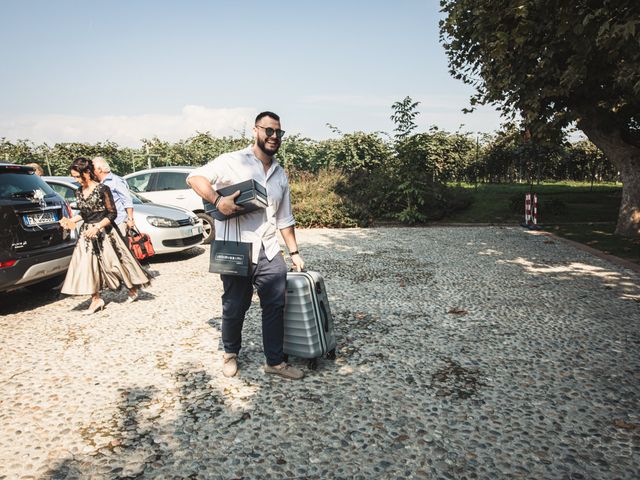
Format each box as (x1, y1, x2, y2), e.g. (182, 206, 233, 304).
(289, 169, 361, 228)
(334, 170, 400, 224)
(289, 167, 474, 227)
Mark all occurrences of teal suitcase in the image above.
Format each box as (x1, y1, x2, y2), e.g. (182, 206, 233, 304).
(283, 271, 337, 369)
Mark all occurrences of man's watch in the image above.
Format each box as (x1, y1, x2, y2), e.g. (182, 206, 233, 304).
(289, 250, 299, 256)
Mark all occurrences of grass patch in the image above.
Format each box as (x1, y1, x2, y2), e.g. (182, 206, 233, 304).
(547, 223, 640, 264)
(442, 182, 622, 224)
(443, 182, 639, 265)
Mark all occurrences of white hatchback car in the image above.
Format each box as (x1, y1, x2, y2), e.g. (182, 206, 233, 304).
(123, 167, 214, 243)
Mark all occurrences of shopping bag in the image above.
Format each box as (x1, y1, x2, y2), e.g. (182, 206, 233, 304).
(127, 227, 155, 260)
(209, 218, 251, 276)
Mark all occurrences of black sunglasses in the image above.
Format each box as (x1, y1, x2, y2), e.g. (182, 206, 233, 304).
(255, 125, 285, 139)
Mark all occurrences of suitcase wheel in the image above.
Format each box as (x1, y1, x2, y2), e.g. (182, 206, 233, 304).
(307, 358, 318, 370)
(326, 349, 336, 361)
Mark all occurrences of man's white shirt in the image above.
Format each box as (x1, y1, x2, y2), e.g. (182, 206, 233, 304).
(187, 146, 295, 263)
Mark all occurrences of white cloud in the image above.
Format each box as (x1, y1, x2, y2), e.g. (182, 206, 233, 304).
(0, 105, 257, 147)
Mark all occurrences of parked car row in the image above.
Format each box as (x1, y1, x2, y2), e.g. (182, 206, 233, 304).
(44, 176, 204, 255)
(123, 166, 214, 243)
(0, 163, 206, 294)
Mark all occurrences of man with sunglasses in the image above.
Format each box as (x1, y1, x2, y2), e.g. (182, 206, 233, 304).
(187, 111, 305, 380)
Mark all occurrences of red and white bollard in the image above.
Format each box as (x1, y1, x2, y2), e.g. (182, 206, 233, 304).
(524, 193, 532, 224)
(523, 193, 540, 229)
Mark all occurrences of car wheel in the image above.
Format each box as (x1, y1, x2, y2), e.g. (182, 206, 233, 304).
(25, 274, 66, 292)
(197, 212, 215, 244)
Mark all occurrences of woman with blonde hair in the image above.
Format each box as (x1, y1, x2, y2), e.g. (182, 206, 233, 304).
(59, 157, 150, 314)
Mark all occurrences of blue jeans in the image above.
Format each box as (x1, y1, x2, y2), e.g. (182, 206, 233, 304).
(220, 247, 287, 366)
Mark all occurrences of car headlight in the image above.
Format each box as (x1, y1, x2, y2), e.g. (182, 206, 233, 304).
(147, 216, 180, 228)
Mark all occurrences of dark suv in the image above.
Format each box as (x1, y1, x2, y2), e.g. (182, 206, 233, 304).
(0, 164, 76, 293)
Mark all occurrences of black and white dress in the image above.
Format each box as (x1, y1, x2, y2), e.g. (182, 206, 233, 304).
(61, 183, 151, 295)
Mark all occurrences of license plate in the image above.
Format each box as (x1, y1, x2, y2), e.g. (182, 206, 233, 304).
(23, 211, 59, 226)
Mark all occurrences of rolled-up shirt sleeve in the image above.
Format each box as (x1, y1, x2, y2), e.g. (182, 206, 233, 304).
(187, 158, 221, 184)
(276, 182, 296, 229)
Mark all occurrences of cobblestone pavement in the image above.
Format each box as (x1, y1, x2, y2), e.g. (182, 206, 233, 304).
(1, 227, 639, 480)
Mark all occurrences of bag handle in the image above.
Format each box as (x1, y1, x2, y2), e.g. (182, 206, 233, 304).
(127, 225, 142, 237)
(319, 300, 329, 332)
(221, 216, 242, 245)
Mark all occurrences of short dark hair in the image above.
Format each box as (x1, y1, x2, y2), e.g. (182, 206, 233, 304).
(70, 157, 98, 181)
(255, 111, 280, 124)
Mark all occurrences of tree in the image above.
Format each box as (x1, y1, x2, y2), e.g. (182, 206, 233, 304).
(565, 140, 617, 186)
(45, 141, 122, 175)
(324, 131, 390, 173)
(391, 96, 421, 141)
(440, 0, 640, 236)
(390, 97, 429, 223)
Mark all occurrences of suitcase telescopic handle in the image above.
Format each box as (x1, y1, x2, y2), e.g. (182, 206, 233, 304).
(319, 300, 329, 332)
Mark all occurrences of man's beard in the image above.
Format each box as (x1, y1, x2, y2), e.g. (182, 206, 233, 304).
(256, 137, 280, 156)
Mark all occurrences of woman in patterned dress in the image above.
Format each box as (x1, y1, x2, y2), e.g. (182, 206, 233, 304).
(59, 157, 151, 314)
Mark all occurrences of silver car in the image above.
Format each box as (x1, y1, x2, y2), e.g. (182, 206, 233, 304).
(44, 176, 204, 255)
(123, 166, 215, 244)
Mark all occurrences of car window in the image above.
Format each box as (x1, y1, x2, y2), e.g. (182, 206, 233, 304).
(48, 183, 76, 202)
(155, 172, 189, 191)
(131, 192, 148, 204)
(126, 173, 153, 193)
(0, 172, 57, 200)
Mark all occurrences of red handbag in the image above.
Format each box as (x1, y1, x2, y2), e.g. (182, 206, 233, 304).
(127, 227, 155, 260)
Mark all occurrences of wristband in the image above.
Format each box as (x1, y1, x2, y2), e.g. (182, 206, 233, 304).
(289, 250, 299, 256)
(214, 195, 222, 208)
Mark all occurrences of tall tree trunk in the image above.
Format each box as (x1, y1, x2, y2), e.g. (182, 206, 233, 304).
(578, 119, 640, 237)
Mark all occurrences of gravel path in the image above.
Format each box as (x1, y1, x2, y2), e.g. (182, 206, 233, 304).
(1, 226, 639, 480)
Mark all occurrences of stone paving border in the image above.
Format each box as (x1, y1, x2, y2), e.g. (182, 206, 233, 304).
(533, 230, 640, 274)
(0, 226, 639, 479)
(434, 221, 640, 274)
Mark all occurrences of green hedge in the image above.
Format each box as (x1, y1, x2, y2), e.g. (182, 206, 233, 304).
(289, 168, 474, 228)
(290, 169, 359, 228)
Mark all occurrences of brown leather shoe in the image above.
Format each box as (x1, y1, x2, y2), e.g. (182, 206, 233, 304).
(264, 362, 304, 380)
(222, 353, 238, 377)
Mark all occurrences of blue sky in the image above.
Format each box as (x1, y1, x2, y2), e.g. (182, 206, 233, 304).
(0, 0, 503, 146)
